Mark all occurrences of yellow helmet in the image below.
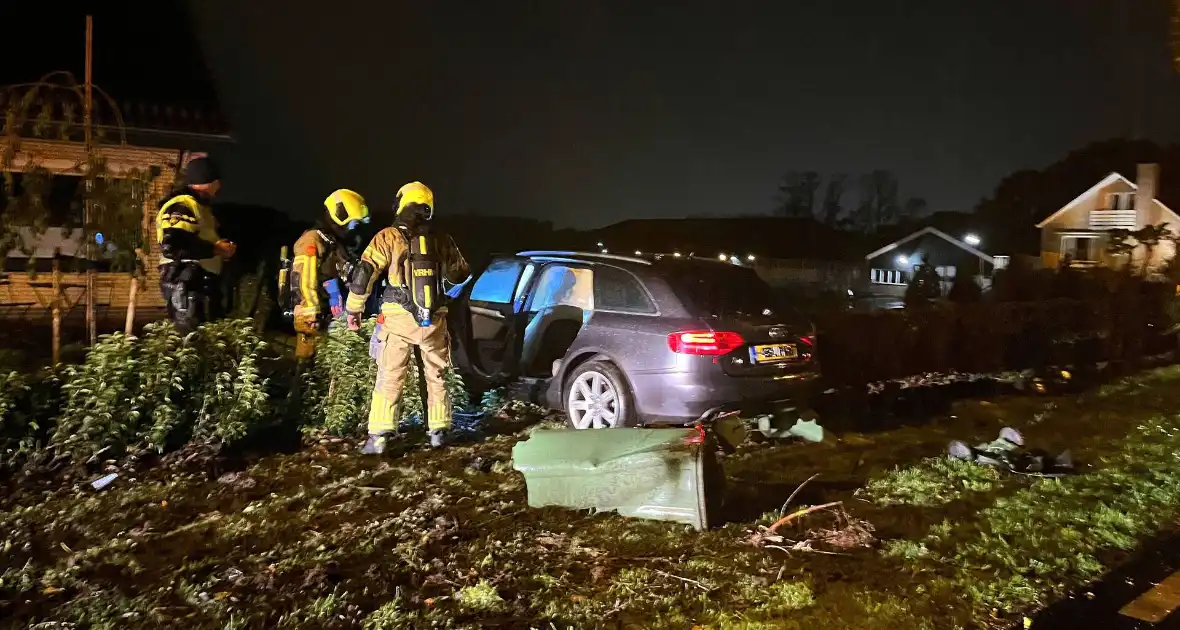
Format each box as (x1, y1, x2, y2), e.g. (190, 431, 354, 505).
(395, 181, 435, 220)
(323, 189, 370, 228)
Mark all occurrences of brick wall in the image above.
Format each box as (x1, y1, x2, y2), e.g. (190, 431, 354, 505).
(1, 137, 184, 310)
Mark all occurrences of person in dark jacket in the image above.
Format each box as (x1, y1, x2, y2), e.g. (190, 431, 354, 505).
(155, 156, 236, 332)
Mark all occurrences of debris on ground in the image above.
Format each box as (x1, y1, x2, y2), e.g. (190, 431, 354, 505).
(512, 427, 723, 529)
(948, 426, 1075, 477)
(747, 501, 876, 553)
(90, 473, 118, 490)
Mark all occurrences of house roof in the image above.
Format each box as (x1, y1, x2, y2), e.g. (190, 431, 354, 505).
(864, 226, 995, 264)
(1034, 172, 1133, 228)
(1034, 171, 1180, 229)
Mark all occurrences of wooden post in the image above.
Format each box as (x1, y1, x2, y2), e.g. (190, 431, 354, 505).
(84, 15, 97, 346)
(124, 248, 144, 336)
(52, 248, 62, 365)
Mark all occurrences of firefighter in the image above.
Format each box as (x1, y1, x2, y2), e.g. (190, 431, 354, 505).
(346, 182, 469, 453)
(289, 189, 373, 359)
(156, 156, 236, 332)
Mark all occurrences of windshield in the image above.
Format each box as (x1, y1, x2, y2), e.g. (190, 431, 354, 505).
(663, 263, 793, 320)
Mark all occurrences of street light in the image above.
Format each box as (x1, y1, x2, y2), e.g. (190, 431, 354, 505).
(746, 254, 756, 261)
(634, 250, 642, 256)
(718, 253, 728, 261)
(673, 251, 682, 257)
(964, 233, 981, 246)
(597, 241, 604, 248)
(896, 254, 908, 266)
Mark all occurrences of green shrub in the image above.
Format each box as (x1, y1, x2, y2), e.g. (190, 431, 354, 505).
(0, 368, 63, 469)
(191, 320, 272, 444)
(298, 319, 471, 437)
(47, 319, 272, 465)
(299, 319, 379, 436)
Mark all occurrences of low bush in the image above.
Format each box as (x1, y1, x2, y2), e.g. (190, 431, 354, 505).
(0, 316, 484, 474)
(298, 319, 471, 437)
(47, 320, 274, 465)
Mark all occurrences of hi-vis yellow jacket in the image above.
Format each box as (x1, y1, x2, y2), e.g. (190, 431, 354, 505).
(291, 229, 343, 318)
(346, 226, 469, 317)
(155, 193, 223, 275)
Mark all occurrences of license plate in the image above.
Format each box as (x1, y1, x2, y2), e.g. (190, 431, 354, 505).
(750, 343, 797, 364)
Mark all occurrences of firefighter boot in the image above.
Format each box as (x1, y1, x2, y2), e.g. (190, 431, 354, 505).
(361, 432, 393, 455)
(429, 429, 449, 449)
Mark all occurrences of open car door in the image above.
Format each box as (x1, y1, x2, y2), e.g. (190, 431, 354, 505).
(448, 256, 535, 385)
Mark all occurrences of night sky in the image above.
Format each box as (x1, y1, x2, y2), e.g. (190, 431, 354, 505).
(7, 1, 1180, 228)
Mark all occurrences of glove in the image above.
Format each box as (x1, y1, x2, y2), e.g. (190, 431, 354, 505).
(323, 280, 345, 318)
(347, 312, 362, 331)
(213, 240, 237, 258)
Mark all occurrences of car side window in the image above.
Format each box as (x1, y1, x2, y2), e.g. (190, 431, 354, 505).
(469, 258, 524, 304)
(525, 264, 594, 312)
(593, 266, 656, 314)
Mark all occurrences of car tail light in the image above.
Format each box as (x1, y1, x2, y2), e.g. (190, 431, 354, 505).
(800, 335, 816, 347)
(667, 330, 744, 355)
(684, 424, 707, 445)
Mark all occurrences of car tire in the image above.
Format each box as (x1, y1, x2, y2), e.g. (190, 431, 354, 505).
(564, 358, 637, 429)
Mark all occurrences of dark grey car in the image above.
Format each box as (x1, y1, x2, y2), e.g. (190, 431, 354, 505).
(448, 251, 821, 428)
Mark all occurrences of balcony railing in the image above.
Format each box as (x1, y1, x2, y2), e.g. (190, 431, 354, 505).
(1089, 209, 1136, 230)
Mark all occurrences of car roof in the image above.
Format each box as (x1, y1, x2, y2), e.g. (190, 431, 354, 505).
(512, 250, 653, 269)
(510, 250, 751, 272)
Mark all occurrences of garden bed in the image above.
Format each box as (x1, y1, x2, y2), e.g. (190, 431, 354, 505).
(4, 356, 1180, 628)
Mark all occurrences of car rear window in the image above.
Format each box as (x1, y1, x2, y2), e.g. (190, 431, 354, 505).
(662, 263, 782, 318)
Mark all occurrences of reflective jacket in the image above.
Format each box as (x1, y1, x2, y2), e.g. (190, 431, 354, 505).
(345, 226, 468, 317)
(156, 190, 223, 275)
(290, 229, 349, 319)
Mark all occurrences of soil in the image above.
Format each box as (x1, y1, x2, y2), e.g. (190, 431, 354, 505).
(0, 370, 1170, 629)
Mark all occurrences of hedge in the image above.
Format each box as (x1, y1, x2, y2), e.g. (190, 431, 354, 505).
(820, 275, 1175, 386)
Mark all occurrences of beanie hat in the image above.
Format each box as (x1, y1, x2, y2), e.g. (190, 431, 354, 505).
(183, 157, 221, 186)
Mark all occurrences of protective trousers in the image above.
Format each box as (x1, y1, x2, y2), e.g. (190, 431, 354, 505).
(368, 311, 453, 434)
(159, 263, 207, 334)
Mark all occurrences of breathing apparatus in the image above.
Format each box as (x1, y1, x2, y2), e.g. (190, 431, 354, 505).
(390, 182, 442, 327)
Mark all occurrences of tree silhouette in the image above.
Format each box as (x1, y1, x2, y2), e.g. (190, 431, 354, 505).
(850, 170, 901, 234)
(1136, 223, 1173, 275)
(819, 173, 847, 227)
(774, 171, 822, 218)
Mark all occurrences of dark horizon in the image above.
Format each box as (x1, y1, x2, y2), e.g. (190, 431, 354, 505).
(3, 1, 1180, 229)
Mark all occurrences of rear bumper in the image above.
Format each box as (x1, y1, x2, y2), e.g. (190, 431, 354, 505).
(629, 370, 822, 426)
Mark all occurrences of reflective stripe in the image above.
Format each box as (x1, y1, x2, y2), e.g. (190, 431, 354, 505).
(368, 391, 400, 434)
(294, 254, 319, 310)
(368, 248, 389, 270)
(426, 399, 451, 431)
(345, 293, 368, 313)
(159, 216, 199, 231)
(156, 194, 222, 274)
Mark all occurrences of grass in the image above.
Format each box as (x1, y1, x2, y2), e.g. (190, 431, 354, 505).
(4, 366, 1180, 628)
(862, 456, 1002, 507)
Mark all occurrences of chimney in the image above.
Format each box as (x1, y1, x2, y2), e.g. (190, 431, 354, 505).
(1136, 163, 1160, 226)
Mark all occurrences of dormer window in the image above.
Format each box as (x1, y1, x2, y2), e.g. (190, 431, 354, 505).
(1109, 192, 1136, 210)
